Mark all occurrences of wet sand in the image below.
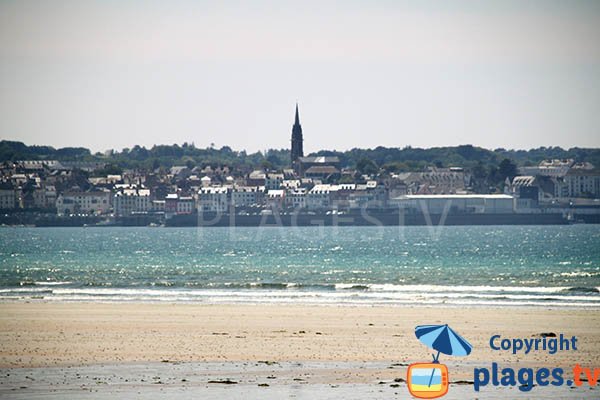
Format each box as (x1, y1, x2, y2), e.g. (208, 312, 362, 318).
(1, 361, 596, 399)
(0, 303, 598, 398)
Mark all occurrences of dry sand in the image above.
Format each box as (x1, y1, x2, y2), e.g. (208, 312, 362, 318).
(1, 303, 598, 375)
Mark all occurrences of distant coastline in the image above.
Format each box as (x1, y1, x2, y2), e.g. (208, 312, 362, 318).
(1, 210, 595, 227)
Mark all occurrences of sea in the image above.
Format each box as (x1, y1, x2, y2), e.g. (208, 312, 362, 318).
(1, 225, 599, 307)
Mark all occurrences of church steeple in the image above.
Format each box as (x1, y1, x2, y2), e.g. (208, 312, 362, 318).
(291, 103, 304, 166)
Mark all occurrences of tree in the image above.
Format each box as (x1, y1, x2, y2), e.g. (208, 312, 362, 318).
(356, 158, 379, 176)
(498, 158, 518, 181)
(91, 163, 122, 177)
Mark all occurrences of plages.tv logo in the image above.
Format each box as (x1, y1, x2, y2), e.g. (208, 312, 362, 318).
(407, 324, 473, 399)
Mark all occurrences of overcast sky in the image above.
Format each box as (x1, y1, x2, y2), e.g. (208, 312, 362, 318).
(1, 0, 599, 154)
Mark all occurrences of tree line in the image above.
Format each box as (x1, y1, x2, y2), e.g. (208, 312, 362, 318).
(2, 140, 599, 181)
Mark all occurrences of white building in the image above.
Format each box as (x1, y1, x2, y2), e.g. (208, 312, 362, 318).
(165, 194, 179, 219)
(56, 191, 111, 216)
(307, 184, 334, 210)
(231, 186, 262, 207)
(200, 176, 211, 187)
(390, 194, 515, 214)
(265, 173, 284, 190)
(391, 168, 471, 195)
(43, 186, 57, 209)
(0, 187, 16, 209)
(519, 159, 573, 178)
(198, 186, 232, 212)
(113, 187, 151, 216)
(266, 189, 285, 208)
(177, 196, 195, 214)
(286, 188, 307, 208)
(554, 170, 600, 198)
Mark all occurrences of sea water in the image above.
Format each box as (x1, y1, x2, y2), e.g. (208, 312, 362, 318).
(0, 225, 599, 307)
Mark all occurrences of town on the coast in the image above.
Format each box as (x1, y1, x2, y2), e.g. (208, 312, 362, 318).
(1, 105, 599, 226)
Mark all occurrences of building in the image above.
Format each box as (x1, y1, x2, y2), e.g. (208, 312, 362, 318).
(113, 187, 151, 216)
(177, 196, 195, 214)
(290, 103, 304, 166)
(56, 191, 111, 216)
(519, 159, 573, 178)
(231, 186, 262, 207)
(43, 185, 57, 209)
(348, 181, 386, 209)
(0, 183, 16, 209)
(265, 173, 284, 190)
(266, 189, 285, 208)
(307, 184, 335, 210)
(286, 188, 307, 208)
(164, 194, 179, 219)
(304, 165, 340, 181)
(198, 186, 232, 213)
(554, 169, 600, 199)
(170, 166, 191, 181)
(247, 170, 266, 186)
(151, 200, 165, 213)
(390, 194, 515, 214)
(392, 168, 471, 195)
(297, 156, 341, 178)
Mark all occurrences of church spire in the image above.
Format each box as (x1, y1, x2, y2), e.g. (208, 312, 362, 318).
(291, 103, 304, 166)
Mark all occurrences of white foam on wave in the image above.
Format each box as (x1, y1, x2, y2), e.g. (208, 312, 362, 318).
(1, 284, 599, 308)
(33, 281, 73, 286)
(337, 283, 574, 294)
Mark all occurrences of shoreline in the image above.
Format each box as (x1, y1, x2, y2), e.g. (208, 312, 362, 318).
(2, 299, 600, 310)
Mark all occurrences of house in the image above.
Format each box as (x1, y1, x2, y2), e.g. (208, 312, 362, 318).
(198, 186, 232, 213)
(247, 170, 266, 186)
(307, 184, 335, 210)
(519, 159, 573, 178)
(304, 165, 340, 181)
(0, 182, 16, 209)
(177, 196, 195, 215)
(200, 176, 211, 187)
(392, 168, 470, 195)
(231, 186, 262, 208)
(554, 169, 600, 199)
(286, 188, 307, 209)
(266, 189, 285, 208)
(169, 166, 191, 181)
(297, 156, 340, 177)
(164, 193, 179, 219)
(113, 187, 152, 216)
(347, 181, 386, 209)
(56, 191, 111, 216)
(265, 173, 284, 190)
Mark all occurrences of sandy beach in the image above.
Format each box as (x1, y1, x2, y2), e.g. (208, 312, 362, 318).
(1, 303, 599, 370)
(0, 303, 599, 398)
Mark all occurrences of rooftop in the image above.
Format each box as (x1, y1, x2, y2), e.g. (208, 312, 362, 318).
(395, 194, 514, 200)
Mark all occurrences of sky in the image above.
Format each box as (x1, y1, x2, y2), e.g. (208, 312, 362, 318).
(0, 0, 599, 154)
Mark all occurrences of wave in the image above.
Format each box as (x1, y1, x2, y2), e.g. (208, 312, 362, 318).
(561, 287, 600, 294)
(1, 283, 599, 308)
(335, 284, 370, 290)
(33, 281, 73, 286)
